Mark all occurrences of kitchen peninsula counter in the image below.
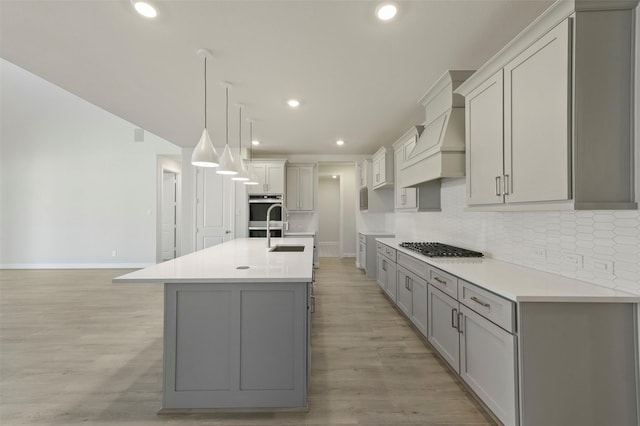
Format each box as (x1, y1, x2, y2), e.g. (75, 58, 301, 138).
(114, 237, 314, 412)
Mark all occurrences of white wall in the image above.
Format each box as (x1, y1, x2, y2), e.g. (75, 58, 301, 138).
(317, 176, 340, 244)
(0, 59, 181, 268)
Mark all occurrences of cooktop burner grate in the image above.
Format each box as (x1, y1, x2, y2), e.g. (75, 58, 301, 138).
(400, 242, 484, 258)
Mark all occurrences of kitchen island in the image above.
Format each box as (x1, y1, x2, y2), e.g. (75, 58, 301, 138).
(113, 237, 314, 412)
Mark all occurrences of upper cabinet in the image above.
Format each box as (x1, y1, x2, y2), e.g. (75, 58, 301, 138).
(286, 164, 315, 212)
(358, 160, 368, 188)
(247, 160, 286, 195)
(393, 127, 442, 212)
(372, 146, 394, 189)
(456, 0, 638, 211)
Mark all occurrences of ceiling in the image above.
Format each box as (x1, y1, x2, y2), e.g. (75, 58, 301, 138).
(0, 0, 553, 156)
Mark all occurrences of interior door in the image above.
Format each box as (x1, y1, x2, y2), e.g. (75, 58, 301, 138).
(161, 171, 177, 260)
(195, 167, 234, 250)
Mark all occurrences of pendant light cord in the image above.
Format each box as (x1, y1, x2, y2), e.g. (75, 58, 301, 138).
(225, 86, 229, 146)
(248, 121, 253, 161)
(204, 57, 207, 129)
(238, 106, 242, 152)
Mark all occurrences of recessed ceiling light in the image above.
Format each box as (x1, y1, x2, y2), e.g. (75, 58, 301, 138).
(132, 1, 158, 18)
(336, 140, 345, 146)
(252, 140, 260, 146)
(332, 175, 337, 179)
(287, 99, 300, 108)
(375, 3, 397, 21)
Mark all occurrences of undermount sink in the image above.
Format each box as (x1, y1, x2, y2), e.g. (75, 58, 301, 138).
(270, 245, 305, 252)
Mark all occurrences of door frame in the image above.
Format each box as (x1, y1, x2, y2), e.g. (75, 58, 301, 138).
(157, 155, 182, 263)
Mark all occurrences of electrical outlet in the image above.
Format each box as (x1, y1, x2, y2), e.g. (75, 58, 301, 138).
(584, 257, 614, 276)
(112, 250, 117, 257)
(533, 248, 546, 261)
(562, 253, 583, 268)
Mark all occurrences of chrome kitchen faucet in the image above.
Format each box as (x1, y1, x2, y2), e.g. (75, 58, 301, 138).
(266, 204, 282, 249)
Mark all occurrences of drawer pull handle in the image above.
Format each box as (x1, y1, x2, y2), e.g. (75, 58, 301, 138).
(451, 308, 458, 329)
(310, 295, 316, 313)
(470, 296, 490, 308)
(433, 276, 447, 286)
(458, 312, 464, 334)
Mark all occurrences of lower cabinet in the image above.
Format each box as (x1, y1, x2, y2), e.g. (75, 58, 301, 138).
(397, 265, 428, 337)
(459, 305, 518, 426)
(376, 252, 397, 302)
(427, 283, 518, 426)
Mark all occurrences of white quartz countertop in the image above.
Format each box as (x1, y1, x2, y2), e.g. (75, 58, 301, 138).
(113, 237, 314, 284)
(377, 238, 639, 303)
(359, 231, 395, 236)
(284, 231, 315, 236)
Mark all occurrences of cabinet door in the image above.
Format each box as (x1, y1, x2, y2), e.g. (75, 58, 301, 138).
(427, 285, 460, 372)
(298, 166, 314, 211)
(385, 260, 397, 302)
(286, 168, 300, 211)
(459, 305, 518, 426)
(266, 164, 285, 194)
(376, 254, 386, 290)
(504, 19, 570, 204)
(359, 241, 366, 270)
(248, 163, 267, 194)
(396, 267, 412, 316)
(466, 71, 505, 205)
(410, 274, 428, 337)
(372, 158, 381, 187)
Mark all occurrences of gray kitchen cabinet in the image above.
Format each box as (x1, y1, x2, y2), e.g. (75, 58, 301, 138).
(392, 127, 441, 212)
(358, 160, 368, 189)
(459, 304, 518, 426)
(427, 272, 518, 426)
(376, 241, 397, 302)
(457, 1, 638, 210)
(286, 164, 314, 212)
(427, 285, 459, 371)
(248, 160, 286, 195)
(359, 233, 394, 279)
(371, 146, 393, 189)
(163, 281, 308, 409)
(397, 265, 428, 337)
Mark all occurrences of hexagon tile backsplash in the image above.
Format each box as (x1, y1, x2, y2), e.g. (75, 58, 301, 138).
(393, 179, 640, 295)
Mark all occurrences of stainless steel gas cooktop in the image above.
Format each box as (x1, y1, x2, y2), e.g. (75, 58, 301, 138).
(399, 242, 484, 258)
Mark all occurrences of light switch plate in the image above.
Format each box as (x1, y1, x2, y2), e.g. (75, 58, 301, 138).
(584, 256, 615, 276)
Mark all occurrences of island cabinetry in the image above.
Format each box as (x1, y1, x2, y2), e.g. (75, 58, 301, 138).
(248, 160, 286, 195)
(376, 241, 397, 302)
(427, 275, 518, 426)
(163, 281, 308, 409)
(371, 146, 393, 189)
(457, 1, 638, 210)
(286, 164, 314, 212)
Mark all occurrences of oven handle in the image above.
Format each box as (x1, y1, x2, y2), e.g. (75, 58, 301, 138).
(249, 199, 283, 203)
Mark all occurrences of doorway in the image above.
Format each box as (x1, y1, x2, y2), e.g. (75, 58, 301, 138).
(318, 175, 341, 257)
(161, 171, 178, 261)
(157, 155, 182, 263)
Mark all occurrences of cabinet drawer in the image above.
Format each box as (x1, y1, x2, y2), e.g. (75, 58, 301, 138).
(428, 267, 458, 299)
(376, 242, 396, 262)
(397, 252, 429, 277)
(376, 242, 386, 255)
(459, 280, 516, 333)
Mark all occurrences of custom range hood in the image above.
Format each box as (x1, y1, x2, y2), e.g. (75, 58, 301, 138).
(397, 70, 474, 188)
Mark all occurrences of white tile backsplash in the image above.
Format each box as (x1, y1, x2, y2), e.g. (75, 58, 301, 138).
(393, 178, 640, 295)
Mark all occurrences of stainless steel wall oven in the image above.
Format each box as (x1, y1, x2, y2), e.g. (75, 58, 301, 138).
(248, 194, 283, 238)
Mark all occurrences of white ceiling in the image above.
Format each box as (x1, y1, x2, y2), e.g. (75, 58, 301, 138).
(0, 0, 553, 156)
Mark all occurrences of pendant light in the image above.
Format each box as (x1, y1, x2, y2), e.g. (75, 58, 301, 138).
(216, 83, 240, 175)
(244, 120, 260, 186)
(231, 104, 249, 181)
(190, 49, 219, 168)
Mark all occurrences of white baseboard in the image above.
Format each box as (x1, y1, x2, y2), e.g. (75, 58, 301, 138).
(0, 263, 152, 269)
(318, 241, 339, 248)
(343, 252, 356, 257)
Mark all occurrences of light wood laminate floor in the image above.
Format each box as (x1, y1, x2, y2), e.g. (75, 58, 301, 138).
(1, 258, 495, 425)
